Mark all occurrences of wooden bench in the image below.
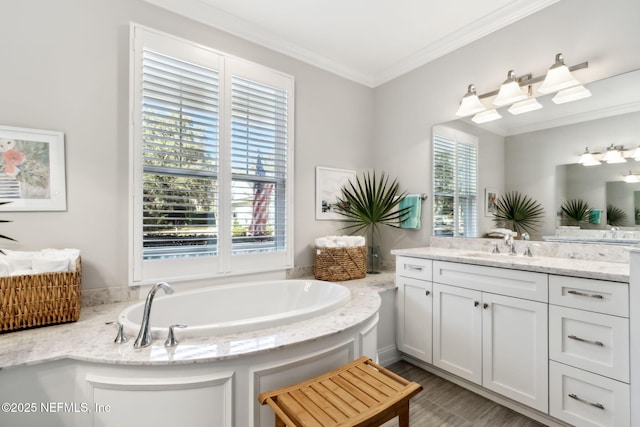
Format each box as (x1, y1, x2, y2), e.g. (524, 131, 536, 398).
(258, 356, 423, 426)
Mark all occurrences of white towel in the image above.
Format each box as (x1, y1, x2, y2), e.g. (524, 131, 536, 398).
(33, 255, 71, 274)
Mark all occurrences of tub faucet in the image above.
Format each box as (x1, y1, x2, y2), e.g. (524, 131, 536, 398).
(134, 281, 174, 348)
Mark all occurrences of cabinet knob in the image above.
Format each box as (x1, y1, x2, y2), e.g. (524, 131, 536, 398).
(425, 290, 430, 296)
(474, 301, 480, 307)
(483, 303, 489, 309)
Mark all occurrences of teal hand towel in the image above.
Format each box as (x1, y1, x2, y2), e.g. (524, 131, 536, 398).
(399, 195, 421, 229)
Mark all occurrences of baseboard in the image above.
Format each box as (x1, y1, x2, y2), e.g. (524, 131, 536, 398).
(377, 345, 401, 367)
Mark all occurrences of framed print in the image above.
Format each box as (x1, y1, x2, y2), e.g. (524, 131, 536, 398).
(485, 188, 498, 217)
(315, 167, 356, 220)
(0, 125, 66, 211)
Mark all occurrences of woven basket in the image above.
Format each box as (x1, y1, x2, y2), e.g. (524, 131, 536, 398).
(0, 257, 82, 332)
(313, 246, 366, 281)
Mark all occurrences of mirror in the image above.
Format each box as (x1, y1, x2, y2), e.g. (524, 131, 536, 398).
(435, 69, 640, 241)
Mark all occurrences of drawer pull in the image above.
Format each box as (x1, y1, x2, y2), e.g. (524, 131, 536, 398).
(568, 335, 604, 347)
(404, 264, 424, 272)
(568, 393, 605, 410)
(567, 290, 604, 299)
(425, 290, 431, 296)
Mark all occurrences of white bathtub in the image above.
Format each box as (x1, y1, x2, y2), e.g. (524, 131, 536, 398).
(119, 279, 351, 338)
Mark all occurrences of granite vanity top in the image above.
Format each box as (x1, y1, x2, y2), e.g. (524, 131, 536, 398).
(0, 274, 394, 370)
(392, 246, 630, 283)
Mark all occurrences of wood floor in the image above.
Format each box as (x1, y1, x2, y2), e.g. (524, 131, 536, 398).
(382, 360, 548, 427)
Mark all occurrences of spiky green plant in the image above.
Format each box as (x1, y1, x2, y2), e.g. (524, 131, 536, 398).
(0, 201, 15, 254)
(492, 191, 544, 235)
(335, 171, 412, 272)
(606, 204, 628, 226)
(561, 198, 592, 226)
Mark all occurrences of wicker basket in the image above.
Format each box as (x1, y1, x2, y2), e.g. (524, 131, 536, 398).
(313, 246, 366, 281)
(0, 257, 82, 332)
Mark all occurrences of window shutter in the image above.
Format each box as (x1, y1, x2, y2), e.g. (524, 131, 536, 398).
(141, 49, 219, 259)
(230, 76, 288, 255)
(432, 129, 477, 237)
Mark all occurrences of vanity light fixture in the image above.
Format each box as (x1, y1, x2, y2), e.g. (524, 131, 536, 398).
(578, 147, 601, 166)
(455, 53, 589, 121)
(603, 144, 626, 164)
(538, 53, 582, 94)
(624, 171, 640, 183)
(493, 70, 529, 107)
(471, 109, 501, 124)
(455, 84, 487, 117)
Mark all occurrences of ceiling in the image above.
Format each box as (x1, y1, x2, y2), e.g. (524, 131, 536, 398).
(143, 0, 560, 87)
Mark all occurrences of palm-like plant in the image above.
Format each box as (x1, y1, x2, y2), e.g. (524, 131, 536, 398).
(0, 201, 15, 253)
(335, 171, 412, 273)
(492, 191, 544, 236)
(560, 199, 592, 226)
(606, 204, 628, 226)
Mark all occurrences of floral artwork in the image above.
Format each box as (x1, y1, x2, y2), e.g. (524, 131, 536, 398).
(0, 126, 66, 211)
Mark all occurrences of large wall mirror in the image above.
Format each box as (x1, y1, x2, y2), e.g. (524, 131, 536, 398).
(434, 69, 640, 242)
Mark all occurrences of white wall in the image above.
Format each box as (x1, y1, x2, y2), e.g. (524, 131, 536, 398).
(373, 0, 640, 258)
(0, 0, 373, 291)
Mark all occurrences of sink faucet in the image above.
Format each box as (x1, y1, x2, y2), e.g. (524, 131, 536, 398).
(134, 282, 174, 348)
(503, 233, 517, 255)
(610, 226, 620, 239)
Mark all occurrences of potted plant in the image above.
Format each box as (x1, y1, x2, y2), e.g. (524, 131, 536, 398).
(560, 198, 592, 226)
(606, 204, 628, 226)
(492, 191, 544, 236)
(335, 171, 412, 273)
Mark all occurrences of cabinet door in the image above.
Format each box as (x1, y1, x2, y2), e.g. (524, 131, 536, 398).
(433, 283, 482, 384)
(396, 276, 432, 362)
(482, 293, 548, 413)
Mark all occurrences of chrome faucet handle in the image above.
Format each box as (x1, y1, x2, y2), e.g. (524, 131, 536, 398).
(164, 324, 187, 347)
(491, 242, 500, 254)
(105, 321, 128, 344)
(508, 242, 517, 255)
(523, 245, 533, 257)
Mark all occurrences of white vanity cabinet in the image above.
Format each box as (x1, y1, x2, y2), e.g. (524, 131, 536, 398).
(548, 275, 631, 427)
(395, 256, 433, 363)
(432, 261, 548, 413)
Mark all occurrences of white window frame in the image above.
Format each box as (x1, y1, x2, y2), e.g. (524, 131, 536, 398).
(432, 125, 478, 237)
(129, 24, 294, 286)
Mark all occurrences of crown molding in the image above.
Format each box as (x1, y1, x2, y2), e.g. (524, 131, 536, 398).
(144, 0, 559, 88)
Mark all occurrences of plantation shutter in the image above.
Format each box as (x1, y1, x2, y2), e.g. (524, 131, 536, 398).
(433, 127, 477, 237)
(230, 76, 288, 255)
(141, 49, 219, 259)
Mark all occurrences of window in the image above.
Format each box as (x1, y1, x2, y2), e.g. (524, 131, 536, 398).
(432, 125, 478, 237)
(130, 25, 294, 285)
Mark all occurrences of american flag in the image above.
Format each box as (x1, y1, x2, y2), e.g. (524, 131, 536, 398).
(250, 156, 274, 236)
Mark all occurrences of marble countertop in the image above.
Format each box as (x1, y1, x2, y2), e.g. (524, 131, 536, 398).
(392, 247, 629, 283)
(0, 274, 394, 371)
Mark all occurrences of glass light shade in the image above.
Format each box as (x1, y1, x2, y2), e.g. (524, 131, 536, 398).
(552, 85, 592, 104)
(493, 70, 528, 107)
(471, 109, 501, 124)
(624, 172, 639, 183)
(603, 145, 626, 164)
(579, 148, 600, 166)
(508, 98, 542, 115)
(538, 53, 581, 94)
(455, 85, 486, 116)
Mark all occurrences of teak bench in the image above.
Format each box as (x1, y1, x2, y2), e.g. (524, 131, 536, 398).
(258, 356, 423, 426)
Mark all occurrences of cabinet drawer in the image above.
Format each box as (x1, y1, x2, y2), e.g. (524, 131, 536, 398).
(549, 305, 629, 382)
(549, 361, 630, 427)
(396, 256, 432, 281)
(433, 261, 547, 302)
(549, 275, 628, 317)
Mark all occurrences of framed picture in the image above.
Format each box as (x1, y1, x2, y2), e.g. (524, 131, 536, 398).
(0, 125, 66, 211)
(485, 188, 498, 217)
(315, 167, 356, 220)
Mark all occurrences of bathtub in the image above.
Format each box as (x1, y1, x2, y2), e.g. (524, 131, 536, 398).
(119, 279, 351, 338)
